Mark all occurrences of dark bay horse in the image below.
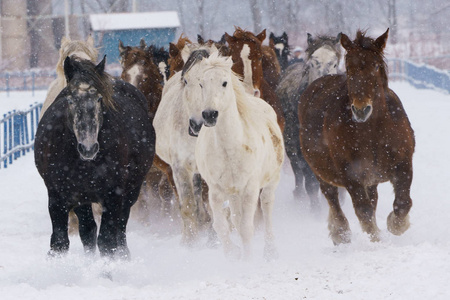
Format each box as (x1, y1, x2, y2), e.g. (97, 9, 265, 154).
(277, 33, 341, 209)
(35, 56, 155, 258)
(298, 29, 415, 244)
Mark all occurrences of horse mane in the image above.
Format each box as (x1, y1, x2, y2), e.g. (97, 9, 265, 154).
(68, 59, 115, 110)
(149, 45, 169, 64)
(56, 37, 98, 79)
(182, 49, 210, 78)
(305, 34, 342, 62)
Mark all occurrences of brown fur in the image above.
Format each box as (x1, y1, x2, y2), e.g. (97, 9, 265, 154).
(168, 34, 192, 78)
(298, 29, 415, 245)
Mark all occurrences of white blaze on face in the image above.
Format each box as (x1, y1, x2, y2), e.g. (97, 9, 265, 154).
(126, 64, 141, 87)
(309, 47, 339, 80)
(158, 61, 167, 83)
(274, 43, 284, 57)
(240, 44, 256, 95)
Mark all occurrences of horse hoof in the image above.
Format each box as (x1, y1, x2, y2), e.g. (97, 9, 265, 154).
(47, 249, 67, 258)
(387, 212, 410, 235)
(224, 244, 241, 260)
(330, 229, 351, 245)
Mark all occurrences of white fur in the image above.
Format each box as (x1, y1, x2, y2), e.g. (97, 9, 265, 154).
(186, 53, 284, 260)
(240, 44, 259, 96)
(308, 46, 339, 81)
(126, 64, 141, 87)
(153, 61, 209, 246)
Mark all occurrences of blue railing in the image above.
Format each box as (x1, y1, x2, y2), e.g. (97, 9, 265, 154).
(389, 59, 450, 94)
(0, 103, 42, 169)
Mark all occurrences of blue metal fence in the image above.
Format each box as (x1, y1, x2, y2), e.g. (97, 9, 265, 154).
(0, 103, 42, 169)
(389, 59, 450, 94)
(0, 70, 57, 96)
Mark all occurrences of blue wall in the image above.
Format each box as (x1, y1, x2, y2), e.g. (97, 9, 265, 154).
(94, 28, 177, 64)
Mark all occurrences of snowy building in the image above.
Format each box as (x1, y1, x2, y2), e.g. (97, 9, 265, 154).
(89, 11, 180, 64)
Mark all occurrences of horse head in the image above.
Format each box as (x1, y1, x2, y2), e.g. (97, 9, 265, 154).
(341, 29, 389, 123)
(305, 33, 342, 81)
(186, 52, 235, 135)
(181, 49, 213, 136)
(225, 27, 265, 97)
(119, 41, 161, 88)
(64, 55, 113, 160)
(168, 34, 192, 78)
(269, 32, 290, 70)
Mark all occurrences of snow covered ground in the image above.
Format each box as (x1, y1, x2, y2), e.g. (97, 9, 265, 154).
(0, 82, 449, 299)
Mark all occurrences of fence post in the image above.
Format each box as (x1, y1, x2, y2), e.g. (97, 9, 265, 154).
(2, 113, 7, 168)
(32, 72, 36, 97)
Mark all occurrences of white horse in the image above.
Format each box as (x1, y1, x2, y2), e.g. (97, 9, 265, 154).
(153, 45, 214, 246)
(40, 36, 98, 119)
(185, 52, 284, 260)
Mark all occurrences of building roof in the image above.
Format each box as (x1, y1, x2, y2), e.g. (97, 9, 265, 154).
(90, 11, 180, 31)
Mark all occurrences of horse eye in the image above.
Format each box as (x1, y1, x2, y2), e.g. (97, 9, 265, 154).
(98, 97, 102, 103)
(184, 79, 187, 85)
(222, 81, 227, 87)
(199, 83, 203, 88)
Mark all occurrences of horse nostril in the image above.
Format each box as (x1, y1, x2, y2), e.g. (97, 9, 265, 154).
(364, 105, 372, 116)
(77, 143, 86, 154)
(202, 110, 219, 122)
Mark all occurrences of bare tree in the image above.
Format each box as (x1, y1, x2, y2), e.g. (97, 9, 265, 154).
(249, 0, 263, 33)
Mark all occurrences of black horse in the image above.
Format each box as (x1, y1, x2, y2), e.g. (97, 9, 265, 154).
(35, 56, 155, 258)
(269, 32, 290, 72)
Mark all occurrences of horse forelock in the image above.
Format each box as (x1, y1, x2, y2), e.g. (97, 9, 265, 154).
(182, 49, 210, 78)
(68, 60, 115, 110)
(346, 31, 389, 86)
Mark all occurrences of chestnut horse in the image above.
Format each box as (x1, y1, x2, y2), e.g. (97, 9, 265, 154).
(298, 29, 415, 245)
(224, 27, 284, 131)
(119, 40, 178, 220)
(168, 34, 192, 78)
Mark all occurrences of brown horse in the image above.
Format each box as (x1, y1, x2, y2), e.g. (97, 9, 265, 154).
(225, 27, 284, 131)
(119, 40, 179, 219)
(298, 29, 415, 245)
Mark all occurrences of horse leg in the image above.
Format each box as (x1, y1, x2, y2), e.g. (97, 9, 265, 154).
(299, 152, 321, 212)
(199, 176, 218, 247)
(172, 166, 198, 246)
(318, 179, 350, 244)
(387, 162, 413, 235)
(259, 184, 278, 261)
(48, 192, 70, 256)
(210, 190, 240, 259)
(347, 183, 380, 242)
(193, 174, 210, 226)
(232, 186, 260, 260)
(97, 195, 122, 257)
(282, 115, 306, 200)
(73, 204, 97, 254)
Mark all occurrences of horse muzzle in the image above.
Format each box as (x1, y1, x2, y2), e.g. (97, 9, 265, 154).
(189, 118, 203, 137)
(77, 142, 99, 161)
(202, 110, 219, 127)
(351, 104, 373, 123)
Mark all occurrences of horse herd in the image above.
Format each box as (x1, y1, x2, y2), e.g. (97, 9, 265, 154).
(34, 26, 415, 261)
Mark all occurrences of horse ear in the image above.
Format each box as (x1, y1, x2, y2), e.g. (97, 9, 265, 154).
(335, 32, 342, 44)
(219, 34, 226, 44)
(256, 29, 266, 42)
(64, 56, 75, 82)
(307, 33, 314, 45)
(86, 35, 94, 47)
(269, 32, 275, 40)
(375, 28, 389, 50)
(169, 43, 179, 58)
(118, 40, 126, 55)
(197, 34, 205, 44)
(224, 32, 235, 44)
(340, 33, 353, 51)
(282, 32, 288, 41)
(95, 55, 106, 75)
(140, 39, 147, 50)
